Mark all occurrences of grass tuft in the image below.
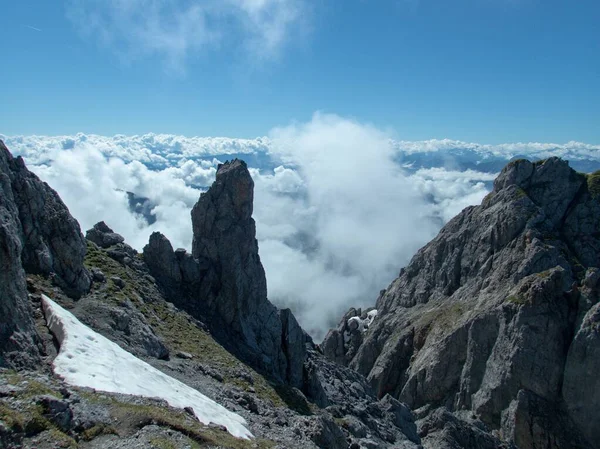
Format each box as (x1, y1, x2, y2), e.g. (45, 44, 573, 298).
(586, 170, 600, 199)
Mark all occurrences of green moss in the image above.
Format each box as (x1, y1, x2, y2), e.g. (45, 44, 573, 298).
(0, 403, 26, 431)
(150, 438, 180, 449)
(506, 294, 527, 305)
(535, 270, 552, 279)
(22, 381, 58, 398)
(586, 170, 600, 199)
(418, 301, 468, 333)
(81, 423, 119, 441)
(0, 372, 76, 445)
(334, 417, 350, 429)
(140, 301, 285, 407)
(515, 187, 528, 199)
(84, 241, 148, 305)
(24, 410, 51, 435)
(80, 393, 273, 448)
(0, 400, 52, 437)
(1, 371, 60, 398)
(84, 243, 292, 409)
(45, 428, 77, 448)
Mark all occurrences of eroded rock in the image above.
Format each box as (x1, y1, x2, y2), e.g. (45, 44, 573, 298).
(0, 141, 91, 298)
(144, 160, 307, 387)
(325, 158, 599, 449)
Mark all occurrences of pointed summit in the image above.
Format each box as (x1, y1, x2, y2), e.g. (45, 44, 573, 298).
(145, 159, 306, 387)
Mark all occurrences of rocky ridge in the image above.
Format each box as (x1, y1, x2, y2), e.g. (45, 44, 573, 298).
(143, 159, 307, 388)
(0, 141, 91, 298)
(323, 157, 600, 448)
(1, 140, 92, 369)
(0, 143, 420, 449)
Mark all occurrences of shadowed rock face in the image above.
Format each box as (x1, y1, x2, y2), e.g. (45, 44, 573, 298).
(144, 160, 306, 387)
(0, 141, 91, 299)
(1, 140, 91, 367)
(323, 157, 600, 448)
(0, 144, 41, 368)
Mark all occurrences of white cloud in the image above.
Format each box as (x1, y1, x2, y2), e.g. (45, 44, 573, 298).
(392, 138, 600, 160)
(30, 143, 207, 251)
(409, 168, 495, 222)
(65, 0, 308, 71)
(4, 133, 599, 169)
(254, 113, 440, 338)
(3, 125, 599, 340)
(1, 133, 268, 167)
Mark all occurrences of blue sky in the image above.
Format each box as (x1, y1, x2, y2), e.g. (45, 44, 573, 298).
(2, 0, 599, 143)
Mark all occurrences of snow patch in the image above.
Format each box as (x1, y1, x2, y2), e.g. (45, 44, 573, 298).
(41, 294, 252, 439)
(344, 309, 378, 342)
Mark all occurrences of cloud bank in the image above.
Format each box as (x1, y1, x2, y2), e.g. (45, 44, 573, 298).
(4, 132, 598, 169)
(3, 121, 599, 339)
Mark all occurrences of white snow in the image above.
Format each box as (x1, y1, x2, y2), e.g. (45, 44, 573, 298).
(347, 316, 365, 332)
(41, 294, 252, 439)
(344, 309, 378, 343)
(366, 309, 378, 323)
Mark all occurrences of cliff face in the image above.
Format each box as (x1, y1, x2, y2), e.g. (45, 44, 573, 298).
(144, 160, 306, 388)
(0, 141, 91, 298)
(323, 157, 600, 448)
(0, 141, 91, 368)
(0, 146, 40, 368)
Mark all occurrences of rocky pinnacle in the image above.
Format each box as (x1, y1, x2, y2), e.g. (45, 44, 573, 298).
(145, 160, 306, 387)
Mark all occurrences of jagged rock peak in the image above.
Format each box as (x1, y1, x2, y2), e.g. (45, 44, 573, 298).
(144, 159, 306, 387)
(191, 158, 256, 261)
(0, 141, 90, 298)
(323, 157, 600, 448)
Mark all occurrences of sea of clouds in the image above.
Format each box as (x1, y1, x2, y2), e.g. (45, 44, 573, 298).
(3, 114, 599, 339)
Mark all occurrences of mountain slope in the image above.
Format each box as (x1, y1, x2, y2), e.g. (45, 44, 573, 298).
(0, 141, 421, 449)
(323, 157, 600, 448)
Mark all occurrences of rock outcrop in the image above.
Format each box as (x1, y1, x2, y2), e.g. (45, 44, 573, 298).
(86, 221, 125, 248)
(0, 141, 90, 298)
(323, 158, 600, 448)
(0, 144, 41, 368)
(144, 160, 307, 387)
(1, 140, 92, 367)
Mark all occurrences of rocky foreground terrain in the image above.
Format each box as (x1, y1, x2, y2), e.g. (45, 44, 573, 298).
(1, 139, 598, 449)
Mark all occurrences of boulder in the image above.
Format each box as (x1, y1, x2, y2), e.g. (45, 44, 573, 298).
(85, 221, 125, 248)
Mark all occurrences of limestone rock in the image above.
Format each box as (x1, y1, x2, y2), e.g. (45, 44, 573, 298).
(302, 415, 347, 449)
(563, 301, 600, 445)
(86, 221, 125, 248)
(144, 160, 306, 387)
(0, 140, 90, 298)
(326, 158, 598, 448)
(417, 408, 508, 449)
(501, 390, 589, 449)
(0, 143, 41, 368)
